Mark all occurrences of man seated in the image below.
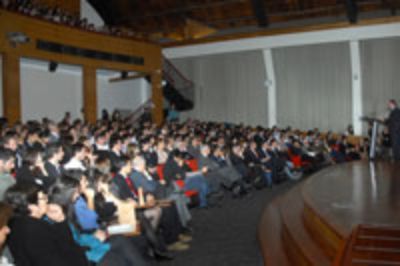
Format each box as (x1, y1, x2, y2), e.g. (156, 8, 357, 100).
(198, 145, 246, 197)
(130, 156, 192, 229)
(113, 156, 189, 251)
(44, 143, 65, 182)
(163, 150, 210, 208)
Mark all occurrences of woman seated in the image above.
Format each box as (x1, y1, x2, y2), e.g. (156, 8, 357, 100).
(4, 183, 89, 266)
(47, 175, 149, 266)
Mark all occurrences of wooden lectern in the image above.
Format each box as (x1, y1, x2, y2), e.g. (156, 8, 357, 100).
(360, 117, 385, 160)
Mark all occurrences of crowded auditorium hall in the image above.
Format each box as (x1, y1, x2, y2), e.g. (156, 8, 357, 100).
(0, 0, 400, 265)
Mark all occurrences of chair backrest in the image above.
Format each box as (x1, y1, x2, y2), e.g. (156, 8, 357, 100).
(157, 164, 165, 180)
(186, 159, 198, 171)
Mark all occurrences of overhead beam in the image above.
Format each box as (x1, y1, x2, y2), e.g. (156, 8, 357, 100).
(163, 17, 400, 57)
(109, 72, 149, 83)
(251, 0, 269, 27)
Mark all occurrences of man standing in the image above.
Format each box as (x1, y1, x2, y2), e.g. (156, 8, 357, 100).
(386, 99, 400, 161)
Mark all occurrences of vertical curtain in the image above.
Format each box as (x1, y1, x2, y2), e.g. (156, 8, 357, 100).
(273, 42, 352, 132)
(361, 37, 400, 120)
(172, 51, 268, 126)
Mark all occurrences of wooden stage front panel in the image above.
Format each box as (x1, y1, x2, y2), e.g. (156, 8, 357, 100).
(258, 160, 400, 265)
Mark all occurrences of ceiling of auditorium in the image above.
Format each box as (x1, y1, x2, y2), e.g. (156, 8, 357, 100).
(88, 0, 398, 44)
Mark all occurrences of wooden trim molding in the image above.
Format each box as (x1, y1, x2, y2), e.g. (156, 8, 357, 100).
(151, 70, 163, 125)
(82, 65, 97, 124)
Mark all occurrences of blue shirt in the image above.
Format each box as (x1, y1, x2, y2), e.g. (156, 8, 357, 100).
(69, 224, 110, 263)
(74, 196, 99, 231)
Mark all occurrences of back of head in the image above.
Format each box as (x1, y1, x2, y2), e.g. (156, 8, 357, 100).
(389, 99, 398, 109)
(4, 183, 41, 217)
(47, 175, 80, 215)
(0, 148, 14, 163)
(44, 142, 61, 160)
(113, 155, 130, 173)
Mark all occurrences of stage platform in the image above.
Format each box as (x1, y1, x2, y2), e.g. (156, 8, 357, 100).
(258, 160, 400, 265)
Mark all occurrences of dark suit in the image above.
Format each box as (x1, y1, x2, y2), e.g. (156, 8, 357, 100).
(198, 155, 240, 189)
(229, 153, 250, 179)
(387, 107, 400, 160)
(16, 164, 55, 190)
(44, 161, 63, 181)
(130, 170, 167, 199)
(8, 216, 88, 266)
(142, 150, 158, 166)
(107, 151, 121, 172)
(112, 173, 136, 200)
(163, 158, 209, 207)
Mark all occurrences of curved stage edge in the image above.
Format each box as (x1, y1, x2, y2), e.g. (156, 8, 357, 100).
(257, 160, 400, 266)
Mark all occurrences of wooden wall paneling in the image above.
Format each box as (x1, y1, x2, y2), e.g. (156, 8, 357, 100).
(2, 52, 21, 124)
(83, 65, 97, 124)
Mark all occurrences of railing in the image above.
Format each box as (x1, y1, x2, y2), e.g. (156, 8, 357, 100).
(117, 99, 153, 126)
(162, 56, 194, 102)
(0, 6, 148, 43)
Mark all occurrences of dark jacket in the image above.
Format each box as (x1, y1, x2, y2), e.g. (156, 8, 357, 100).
(15, 164, 54, 190)
(112, 173, 137, 200)
(44, 161, 63, 181)
(7, 216, 88, 266)
(163, 158, 189, 184)
(388, 108, 400, 138)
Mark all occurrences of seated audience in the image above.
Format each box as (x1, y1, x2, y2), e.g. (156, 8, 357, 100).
(163, 150, 210, 208)
(4, 183, 89, 266)
(0, 109, 366, 265)
(47, 175, 149, 266)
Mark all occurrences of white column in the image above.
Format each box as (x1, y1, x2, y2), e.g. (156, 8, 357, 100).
(263, 49, 277, 128)
(350, 40, 363, 135)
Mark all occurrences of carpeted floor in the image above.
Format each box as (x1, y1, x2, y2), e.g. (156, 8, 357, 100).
(154, 181, 298, 266)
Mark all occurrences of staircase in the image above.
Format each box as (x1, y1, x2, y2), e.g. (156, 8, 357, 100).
(334, 225, 400, 265)
(162, 57, 194, 111)
(116, 99, 153, 126)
